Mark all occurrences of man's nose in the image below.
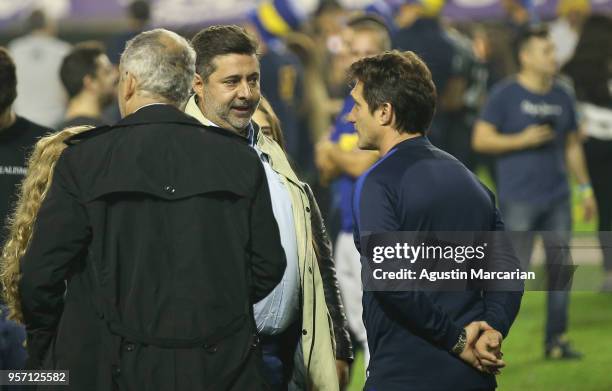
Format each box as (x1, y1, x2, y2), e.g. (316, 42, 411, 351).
(237, 80, 252, 99)
(346, 110, 355, 123)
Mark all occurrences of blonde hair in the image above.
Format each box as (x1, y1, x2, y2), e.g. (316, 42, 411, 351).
(1, 125, 93, 323)
(256, 96, 286, 151)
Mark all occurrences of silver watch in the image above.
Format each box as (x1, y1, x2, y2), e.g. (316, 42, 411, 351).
(452, 329, 467, 355)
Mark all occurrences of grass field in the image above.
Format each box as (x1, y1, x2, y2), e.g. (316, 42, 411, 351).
(347, 287, 612, 391)
(345, 176, 611, 390)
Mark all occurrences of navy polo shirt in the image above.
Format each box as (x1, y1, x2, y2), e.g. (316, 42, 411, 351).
(353, 136, 522, 390)
(480, 78, 578, 204)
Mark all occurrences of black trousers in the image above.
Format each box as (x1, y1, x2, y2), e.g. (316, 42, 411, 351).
(259, 321, 301, 391)
(584, 137, 612, 272)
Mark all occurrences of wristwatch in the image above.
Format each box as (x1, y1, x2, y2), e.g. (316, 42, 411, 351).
(452, 329, 467, 355)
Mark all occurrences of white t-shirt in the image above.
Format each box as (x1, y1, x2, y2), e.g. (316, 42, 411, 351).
(9, 33, 71, 128)
(580, 102, 612, 140)
(549, 18, 578, 67)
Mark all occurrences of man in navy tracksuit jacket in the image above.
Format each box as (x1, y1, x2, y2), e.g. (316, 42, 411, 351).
(346, 51, 523, 390)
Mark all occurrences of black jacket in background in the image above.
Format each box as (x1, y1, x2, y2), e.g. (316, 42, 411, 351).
(18, 105, 286, 390)
(0, 116, 50, 245)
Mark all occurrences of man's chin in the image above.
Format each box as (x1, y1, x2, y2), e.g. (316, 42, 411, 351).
(228, 118, 252, 133)
(357, 141, 376, 151)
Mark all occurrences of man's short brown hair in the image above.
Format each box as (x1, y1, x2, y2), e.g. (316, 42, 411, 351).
(349, 50, 437, 134)
(513, 24, 550, 66)
(190, 25, 258, 80)
(60, 42, 106, 98)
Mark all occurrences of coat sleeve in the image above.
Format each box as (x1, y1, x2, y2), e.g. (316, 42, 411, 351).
(358, 176, 463, 352)
(304, 183, 353, 362)
(247, 164, 287, 303)
(482, 207, 523, 337)
(19, 153, 91, 368)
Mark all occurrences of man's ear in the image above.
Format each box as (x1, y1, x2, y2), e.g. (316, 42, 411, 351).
(377, 102, 394, 127)
(518, 46, 530, 69)
(124, 72, 137, 102)
(82, 74, 95, 93)
(192, 73, 204, 99)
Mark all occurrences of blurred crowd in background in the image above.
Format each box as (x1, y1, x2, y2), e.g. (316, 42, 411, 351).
(0, 1, 609, 174)
(2, 1, 609, 219)
(1, 0, 611, 380)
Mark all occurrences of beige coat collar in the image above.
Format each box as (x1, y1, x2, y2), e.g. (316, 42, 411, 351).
(185, 95, 302, 187)
(184, 95, 219, 128)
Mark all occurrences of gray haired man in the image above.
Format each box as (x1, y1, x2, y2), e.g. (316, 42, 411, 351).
(19, 28, 286, 390)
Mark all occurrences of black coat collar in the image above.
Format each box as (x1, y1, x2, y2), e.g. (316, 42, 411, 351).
(112, 103, 248, 144)
(114, 104, 201, 128)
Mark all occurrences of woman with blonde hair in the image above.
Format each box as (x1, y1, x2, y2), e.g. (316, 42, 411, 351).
(253, 96, 286, 152)
(1, 125, 92, 324)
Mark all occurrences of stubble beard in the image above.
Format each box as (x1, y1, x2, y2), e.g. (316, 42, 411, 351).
(203, 91, 257, 134)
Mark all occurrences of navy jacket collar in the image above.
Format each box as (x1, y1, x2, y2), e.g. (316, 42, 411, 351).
(390, 135, 431, 152)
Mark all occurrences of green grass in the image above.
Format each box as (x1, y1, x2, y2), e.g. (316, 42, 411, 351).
(346, 267, 612, 391)
(346, 349, 365, 390)
(497, 291, 612, 391)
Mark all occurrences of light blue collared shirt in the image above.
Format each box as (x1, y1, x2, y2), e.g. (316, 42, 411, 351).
(248, 126, 300, 335)
(197, 116, 300, 335)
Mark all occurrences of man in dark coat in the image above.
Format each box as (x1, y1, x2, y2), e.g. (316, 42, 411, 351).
(18, 28, 286, 391)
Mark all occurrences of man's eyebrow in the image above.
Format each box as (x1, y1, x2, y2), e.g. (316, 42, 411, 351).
(221, 72, 259, 80)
